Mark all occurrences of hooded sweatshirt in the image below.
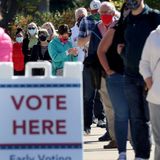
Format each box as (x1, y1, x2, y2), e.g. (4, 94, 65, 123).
(140, 25, 160, 104)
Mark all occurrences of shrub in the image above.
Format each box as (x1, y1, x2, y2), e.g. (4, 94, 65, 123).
(9, 9, 76, 39)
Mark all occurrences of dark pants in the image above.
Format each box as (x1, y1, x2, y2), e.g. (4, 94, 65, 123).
(83, 66, 105, 129)
(124, 75, 151, 159)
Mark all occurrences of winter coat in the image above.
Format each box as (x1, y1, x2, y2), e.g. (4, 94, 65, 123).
(0, 28, 12, 61)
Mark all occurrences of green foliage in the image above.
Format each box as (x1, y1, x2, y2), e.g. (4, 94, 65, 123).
(145, 0, 160, 10)
(9, 8, 76, 39)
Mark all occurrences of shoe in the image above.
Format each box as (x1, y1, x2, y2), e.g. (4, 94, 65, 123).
(117, 152, 126, 160)
(98, 132, 111, 141)
(97, 120, 106, 128)
(84, 127, 91, 135)
(103, 140, 117, 149)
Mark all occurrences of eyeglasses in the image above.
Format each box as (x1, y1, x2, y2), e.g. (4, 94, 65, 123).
(28, 27, 36, 30)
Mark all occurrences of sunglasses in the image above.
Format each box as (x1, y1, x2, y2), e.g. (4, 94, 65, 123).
(28, 27, 36, 30)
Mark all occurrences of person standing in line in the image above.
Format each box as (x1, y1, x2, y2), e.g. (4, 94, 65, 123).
(140, 25, 160, 160)
(0, 9, 12, 62)
(77, 0, 107, 135)
(22, 22, 38, 64)
(42, 22, 58, 42)
(117, 0, 160, 159)
(71, 7, 88, 62)
(12, 28, 25, 75)
(87, 1, 121, 148)
(30, 28, 51, 76)
(97, 2, 131, 159)
(48, 24, 78, 76)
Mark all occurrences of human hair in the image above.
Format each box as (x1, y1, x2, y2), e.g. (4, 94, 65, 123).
(38, 28, 49, 37)
(75, 7, 88, 20)
(98, 1, 116, 15)
(42, 22, 58, 36)
(16, 27, 24, 36)
(57, 24, 71, 35)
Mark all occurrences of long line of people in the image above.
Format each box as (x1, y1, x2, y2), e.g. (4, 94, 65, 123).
(0, 0, 160, 160)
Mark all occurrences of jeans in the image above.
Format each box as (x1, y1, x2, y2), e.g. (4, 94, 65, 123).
(83, 66, 105, 129)
(124, 75, 151, 159)
(106, 73, 129, 153)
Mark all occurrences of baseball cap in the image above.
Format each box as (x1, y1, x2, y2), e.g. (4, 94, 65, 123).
(90, 0, 101, 10)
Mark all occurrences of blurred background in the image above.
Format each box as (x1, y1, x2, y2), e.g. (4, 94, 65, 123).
(0, 0, 159, 38)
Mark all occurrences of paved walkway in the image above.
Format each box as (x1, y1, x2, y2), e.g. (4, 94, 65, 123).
(84, 124, 154, 160)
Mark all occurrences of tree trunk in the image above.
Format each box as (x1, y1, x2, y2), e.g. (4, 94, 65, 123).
(0, 0, 18, 30)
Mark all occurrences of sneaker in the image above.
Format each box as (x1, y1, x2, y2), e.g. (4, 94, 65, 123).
(98, 132, 111, 141)
(118, 152, 126, 160)
(97, 120, 106, 128)
(103, 140, 117, 149)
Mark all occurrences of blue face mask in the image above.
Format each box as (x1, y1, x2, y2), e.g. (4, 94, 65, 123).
(126, 0, 141, 10)
(28, 29, 37, 36)
(16, 37, 23, 43)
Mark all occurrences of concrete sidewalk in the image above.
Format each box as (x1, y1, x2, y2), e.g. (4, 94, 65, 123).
(84, 124, 154, 160)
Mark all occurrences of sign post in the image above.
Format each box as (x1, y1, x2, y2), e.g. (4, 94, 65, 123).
(0, 62, 83, 160)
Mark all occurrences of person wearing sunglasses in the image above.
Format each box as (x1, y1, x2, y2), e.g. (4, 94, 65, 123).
(22, 22, 38, 64)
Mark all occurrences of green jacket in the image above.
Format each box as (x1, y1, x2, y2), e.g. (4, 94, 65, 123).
(48, 37, 77, 75)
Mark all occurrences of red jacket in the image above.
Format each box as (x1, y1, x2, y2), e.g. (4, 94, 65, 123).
(12, 43, 24, 71)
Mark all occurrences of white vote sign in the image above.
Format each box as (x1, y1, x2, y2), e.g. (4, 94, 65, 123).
(0, 62, 83, 160)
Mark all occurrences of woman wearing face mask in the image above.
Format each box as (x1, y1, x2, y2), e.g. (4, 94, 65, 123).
(48, 24, 78, 76)
(42, 22, 58, 42)
(30, 28, 51, 76)
(12, 28, 25, 76)
(22, 22, 38, 64)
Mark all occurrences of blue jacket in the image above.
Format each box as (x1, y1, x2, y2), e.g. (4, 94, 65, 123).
(48, 37, 77, 75)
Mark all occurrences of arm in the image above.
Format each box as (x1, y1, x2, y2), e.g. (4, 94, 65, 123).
(77, 36, 90, 47)
(77, 18, 90, 47)
(97, 28, 115, 75)
(48, 41, 68, 62)
(139, 35, 152, 89)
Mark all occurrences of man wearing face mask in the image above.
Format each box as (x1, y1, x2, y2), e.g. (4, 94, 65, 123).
(71, 7, 88, 62)
(118, 0, 160, 159)
(12, 28, 25, 75)
(86, 0, 120, 148)
(30, 28, 51, 76)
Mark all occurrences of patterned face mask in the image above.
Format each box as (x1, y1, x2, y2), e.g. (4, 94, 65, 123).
(125, 0, 141, 10)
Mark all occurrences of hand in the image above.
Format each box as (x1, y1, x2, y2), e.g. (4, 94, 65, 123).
(145, 77, 153, 90)
(117, 43, 125, 55)
(68, 48, 78, 56)
(106, 69, 115, 76)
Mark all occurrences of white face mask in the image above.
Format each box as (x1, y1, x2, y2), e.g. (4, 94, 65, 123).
(28, 29, 37, 36)
(16, 37, 23, 43)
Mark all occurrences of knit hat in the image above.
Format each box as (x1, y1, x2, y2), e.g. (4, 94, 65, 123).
(90, 0, 101, 10)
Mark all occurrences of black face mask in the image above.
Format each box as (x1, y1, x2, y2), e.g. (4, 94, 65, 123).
(77, 16, 84, 27)
(39, 35, 47, 41)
